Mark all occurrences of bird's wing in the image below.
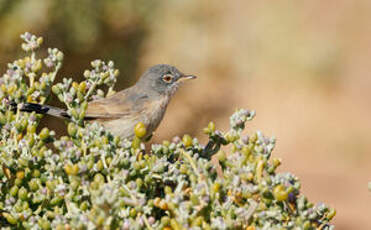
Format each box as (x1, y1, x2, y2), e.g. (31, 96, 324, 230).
(85, 89, 148, 120)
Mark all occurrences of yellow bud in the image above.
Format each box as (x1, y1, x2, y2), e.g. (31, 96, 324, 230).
(17, 59, 25, 68)
(217, 150, 226, 162)
(39, 127, 50, 140)
(72, 81, 79, 90)
(250, 133, 258, 143)
(203, 127, 210, 134)
(113, 69, 120, 77)
(27, 86, 36, 95)
(37, 37, 43, 45)
(242, 146, 251, 156)
(131, 136, 141, 149)
(27, 124, 37, 134)
(272, 158, 281, 168)
(64, 164, 79, 176)
(256, 159, 265, 182)
(70, 109, 78, 119)
(31, 60, 42, 72)
(326, 208, 336, 220)
(1, 84, 7, 93)
(51, 85, 60, 95)
(208, 121, 215, 132)
(27, 134, 35, 147)
(79, 81, 87, 93)
(34, 82, 40, 90)
(27, 95, 34, 103)
(182, 134, 192, 147)
(134, 122, 147, 138)
(8, 85, 17, 94)
(67, 122, 77, 137)
(129, 208, 136, 218)
(273, 185, 288, 201)
(2, 213, 17, 225)
(40, 81, 47, 90)
(3, 166, 11, 179)
(102, 136, 109, 145)
(101, 72, 109, 80)
(159, 200, 168, 210)
(81, 101, 88, 111)
(170, 219, 181, 230)
(16, 171, 25, 180)
(213, 182, 221, 193)
(16, 134, 23, 141)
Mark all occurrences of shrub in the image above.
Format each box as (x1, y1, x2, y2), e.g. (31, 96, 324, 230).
(0, 33, 335, 229)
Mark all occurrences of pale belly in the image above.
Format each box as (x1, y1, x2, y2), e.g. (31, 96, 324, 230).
(96, 96, 169, 140)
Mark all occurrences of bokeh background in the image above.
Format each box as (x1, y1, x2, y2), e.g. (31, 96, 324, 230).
(0, 1, 370, 229)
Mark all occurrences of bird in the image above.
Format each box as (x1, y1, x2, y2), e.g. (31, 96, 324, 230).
(16, 64, 196, 139)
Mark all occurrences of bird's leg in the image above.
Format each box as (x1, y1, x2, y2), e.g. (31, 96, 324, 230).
(144, 134, 153, 142)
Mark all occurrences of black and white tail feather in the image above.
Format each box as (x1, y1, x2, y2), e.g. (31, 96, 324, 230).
(11, 102, 70, 119)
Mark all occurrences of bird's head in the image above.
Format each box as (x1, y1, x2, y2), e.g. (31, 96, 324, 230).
(137, 64, 196, 96)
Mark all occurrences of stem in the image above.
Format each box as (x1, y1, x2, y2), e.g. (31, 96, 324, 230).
(51, 62, 62, 83)
(180, 149, 198, 174)
(142, 214, 154, 230)
(31, 51, 36, 62)
(122, 184, 138, 202)
(84, 80, 97, 101)
(29, 75, 35, 89)
(180, 149, 211, 196)
(13, 106, 21, 144)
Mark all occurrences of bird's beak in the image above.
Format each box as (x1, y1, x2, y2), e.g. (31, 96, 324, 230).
(177, 74, 197, 83)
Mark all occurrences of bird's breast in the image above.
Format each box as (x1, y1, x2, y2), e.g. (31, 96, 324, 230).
(142, 95, 171, 135)
(95, 95, 171, 140)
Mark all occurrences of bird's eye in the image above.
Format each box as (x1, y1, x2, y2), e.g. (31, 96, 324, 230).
(162, 74, 174, 83)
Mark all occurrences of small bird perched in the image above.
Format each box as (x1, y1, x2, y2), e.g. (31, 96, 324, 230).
(17, 64, 196, 139)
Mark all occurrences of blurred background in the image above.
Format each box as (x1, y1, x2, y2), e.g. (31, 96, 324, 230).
(0, 0, 370, 228)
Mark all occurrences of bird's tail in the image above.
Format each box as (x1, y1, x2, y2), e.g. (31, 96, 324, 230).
(11, 102, 70, 119)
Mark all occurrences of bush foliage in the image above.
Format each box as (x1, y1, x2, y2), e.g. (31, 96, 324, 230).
(0, 33, 335, 230)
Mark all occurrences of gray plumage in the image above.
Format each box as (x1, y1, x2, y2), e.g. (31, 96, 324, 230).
(18, 64, 196, 140)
